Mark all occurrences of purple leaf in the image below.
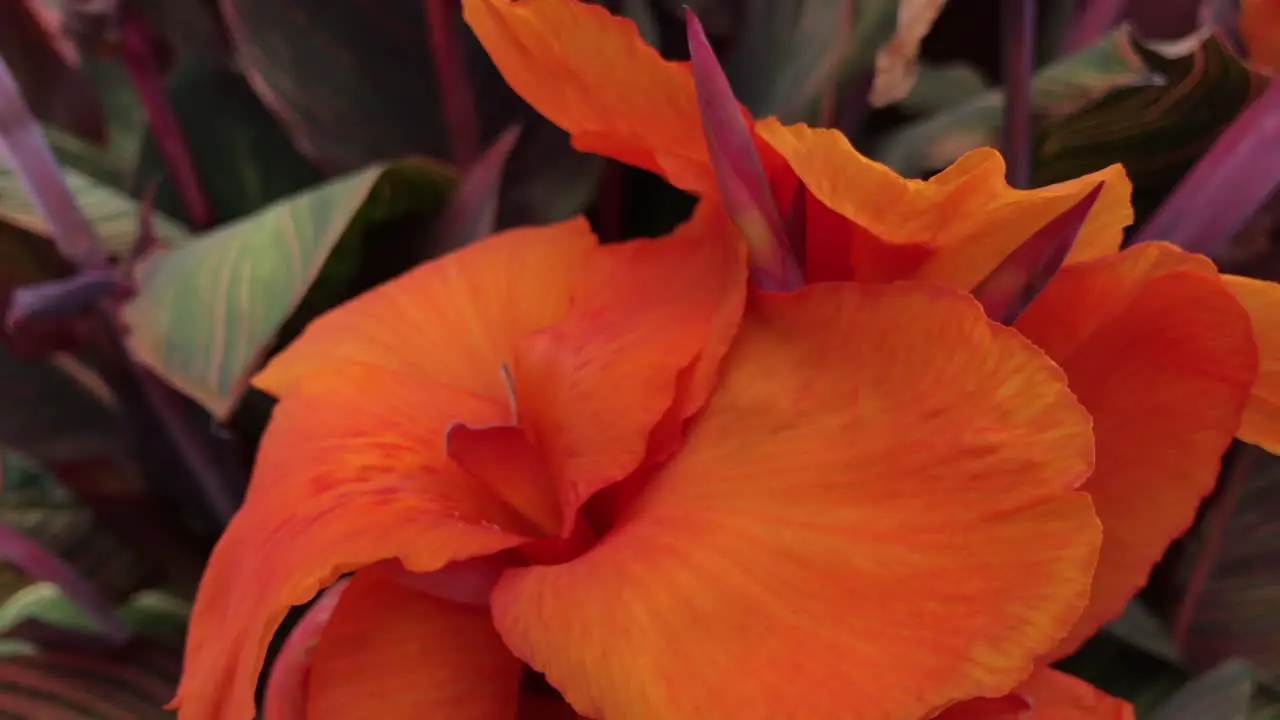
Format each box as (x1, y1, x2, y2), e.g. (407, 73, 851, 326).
(1132, 78, 1280, 257)
(422, 124, 521, 259)
(0, 522, 129, 644)
(972, 183, 1104, 324)
(686, 8, 802, 291)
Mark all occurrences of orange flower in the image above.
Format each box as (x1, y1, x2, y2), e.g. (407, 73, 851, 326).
(465, 0, 1280, 715)
(172, 198, 1105, 715)
(1242, 0, 1280, 75)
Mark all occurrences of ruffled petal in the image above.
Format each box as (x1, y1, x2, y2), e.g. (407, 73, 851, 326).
(512, 200, 746, 518)
(462, 0, 713, 193)
(1015, 243, 1258, 657)
(939, 667, 1133, 719)
(755, 119, 1133, 287)
(491, 282, 1101, 719)
(174, 374, 534, 719)
(254, 218, 597, 400)
(306, 563, 522, 719)
(1221, 274, 1280, 453)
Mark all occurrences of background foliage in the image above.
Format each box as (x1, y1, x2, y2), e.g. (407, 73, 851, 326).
(1, 0, 1279, 716)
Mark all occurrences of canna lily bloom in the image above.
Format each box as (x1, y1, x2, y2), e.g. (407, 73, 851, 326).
(172, 202, 1108, 716)
(465, 0, 1280, 714)
(1242, 0, 1280, 75)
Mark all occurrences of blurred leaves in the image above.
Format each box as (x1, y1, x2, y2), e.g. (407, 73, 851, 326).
(721, 0, 869, 122)
(1162, 448, 1280, 686)
(0, 0, 104, 143)
(122, 159, 454, 418)
(1149, 660, 1255, 720)
(868, 0, 949, 108)
(134, 60, 321, 225)
(873, 24, 1160, 175)
(1034, 31, 1267, 229)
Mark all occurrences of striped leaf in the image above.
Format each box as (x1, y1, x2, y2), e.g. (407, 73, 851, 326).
(0, 641, 180, 718)
(121, 160, 453, 418)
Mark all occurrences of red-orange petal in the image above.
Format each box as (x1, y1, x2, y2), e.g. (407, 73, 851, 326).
(173, 379, 532, 720)
(755, 119, 1133, 288)
(491, 282, 1101, 719)
(1015, 243, 1258, 657)
(1242, 0, 1280, 75)
(940, 667, 1133, 720)
(513, 200, 746, 519)
(253, 217, 597, 400)
(462, 0, 713, 193)
(306, 562, 523, 719)
(1221, 274, 1280, 453)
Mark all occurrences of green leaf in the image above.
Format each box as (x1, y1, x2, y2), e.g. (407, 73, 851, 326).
(0, 159, 188, 256)
(122, 159, 454, 418)
(896, 62, 991, 116)
(1150, 660, 1256, 720)
(134, 61, 322, 225)
(1034, 31, 1267, 228)
(872, 24, 1159, 177)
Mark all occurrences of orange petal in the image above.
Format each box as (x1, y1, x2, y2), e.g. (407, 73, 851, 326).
(940, 667, 1133, 720)
(1221, 274, 1280, 453)
(306, 563, 522, 719)
(1015, 243, 1257, 657)
(755, 119, 1133, 287)
(173, 376, 534, 720)
(513, 200, 746, 519)
(491, 282, 1102, 719)
(462, 0, 713, 193)
(1242, 0, 1280, 75)
(253, 217, 597, 400)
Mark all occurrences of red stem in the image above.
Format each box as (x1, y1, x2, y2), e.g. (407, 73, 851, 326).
(116, 12, 213, 228)
(425, 0, 480, 169)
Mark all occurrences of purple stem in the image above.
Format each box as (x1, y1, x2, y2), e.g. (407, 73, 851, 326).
(1001, 0, 1036, 189)
(425, 0, 481, 169)
(0, 58, 106, 268)
(116, 12, 212, 229)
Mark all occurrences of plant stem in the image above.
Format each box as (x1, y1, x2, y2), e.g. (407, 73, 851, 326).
(1001, 0, 1036, 189)
(425, 0, 480, 169)
(116, 10, 213, 228)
